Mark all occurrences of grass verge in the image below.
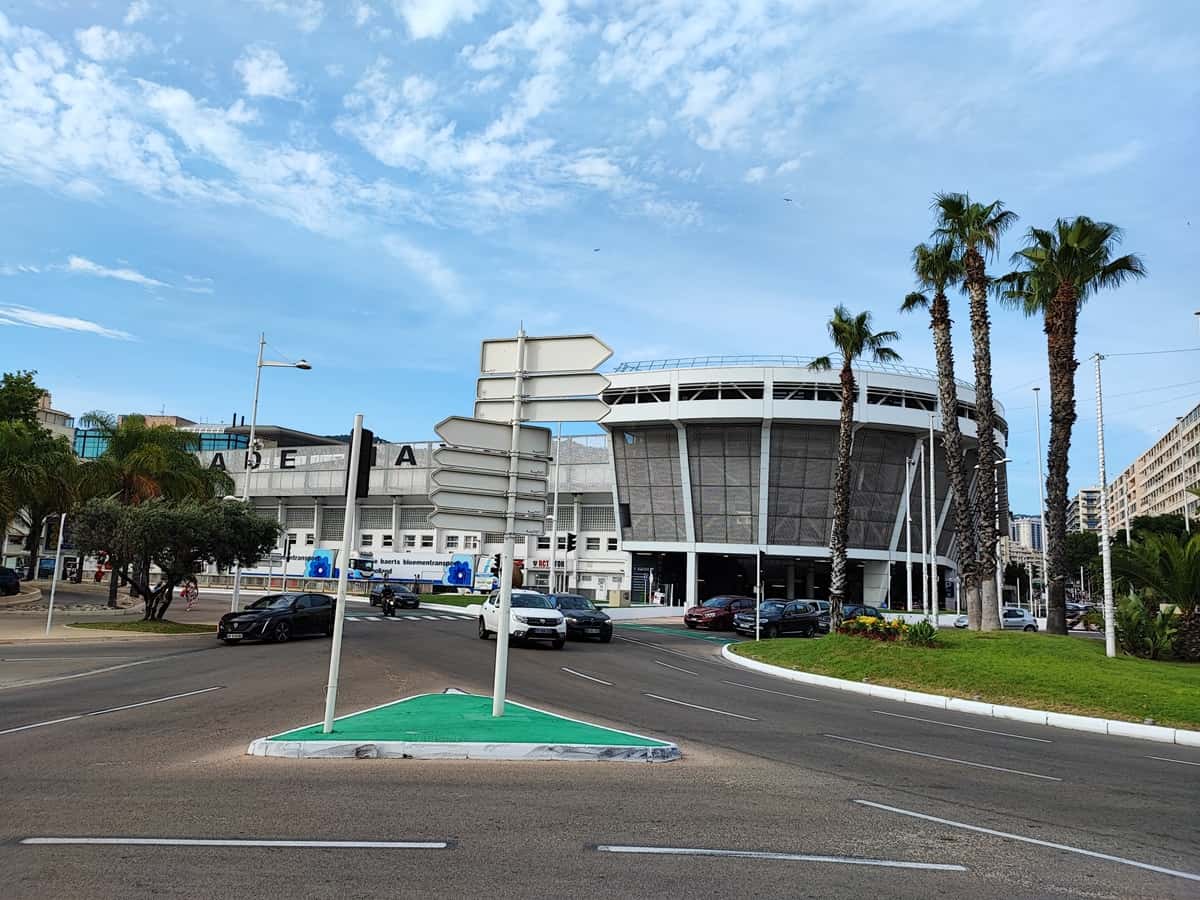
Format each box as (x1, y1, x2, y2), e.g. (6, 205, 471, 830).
(69, 620, 216, 635)
(422, 595, 480, 608)
(733, 630, 1200, 729)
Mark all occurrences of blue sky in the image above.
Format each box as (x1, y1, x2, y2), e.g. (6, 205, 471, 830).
(1, 0, 1197, 513)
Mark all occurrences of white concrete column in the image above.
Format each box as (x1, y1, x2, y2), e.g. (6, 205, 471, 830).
(686, 550, 698, 608)
(805, 567, 816, 596)
(391, 497, 399, 541)
(786, 562, 795, 599)
(862, 559, 890, 607)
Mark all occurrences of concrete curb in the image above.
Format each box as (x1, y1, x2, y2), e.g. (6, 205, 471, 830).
(0, 588, 42, 608)
(721, 644, 1200, 748)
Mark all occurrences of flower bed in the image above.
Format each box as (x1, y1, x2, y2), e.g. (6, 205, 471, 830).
(837, 615, 907, 642)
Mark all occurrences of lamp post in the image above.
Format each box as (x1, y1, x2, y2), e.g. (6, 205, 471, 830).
(1032, 387, 1049, 615)
(230, 333, 311, 613)
(976, 456, 1013, 624)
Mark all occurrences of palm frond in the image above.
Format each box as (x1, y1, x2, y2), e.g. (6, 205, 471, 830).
(900, 291, 930, 313)
(808, 356, 833, 372)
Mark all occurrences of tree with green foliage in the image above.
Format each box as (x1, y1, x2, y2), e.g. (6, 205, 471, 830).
(0, 421, 76, 578)
(999, 217, 1146, 636)
(1113, 532, 1200, 660)
(810, 306, 901, 625)
(0, 370, 44, 427)
(933, 193, 1018, 632)
(73, 498, 278, 621)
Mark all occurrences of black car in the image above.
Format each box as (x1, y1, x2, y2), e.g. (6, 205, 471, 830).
(548, 593, 613, 642)
(218, 592, 335, 644)
(841, 604, 887, 621)
(734, 600, 830, 638)
(370, 585, 420, 615)
(0, 567, 20, 596)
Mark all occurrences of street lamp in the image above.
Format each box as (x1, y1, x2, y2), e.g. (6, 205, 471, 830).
(976, 456, 1013, 623)
(230, 333, 311, 613)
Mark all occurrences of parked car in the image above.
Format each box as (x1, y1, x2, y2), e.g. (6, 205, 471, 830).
(479, 589, 566, 649)
(548, 593, 612, 642)
(1066, 602, 1097, 629)
(953, 614, 969, 629)
(371, 585, 420, 615)
(218, 592, 336, 644)
(841, 604, 886, 621)
(0, 567, 21, 596)
(734, 600, 830, 638)
(684, 595, 756, 630)
(1002, 607, 1038, 632)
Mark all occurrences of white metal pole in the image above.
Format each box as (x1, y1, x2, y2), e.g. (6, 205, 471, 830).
(493, 328, 527, 717)
(322, 414, 364, 733)
(43, 513, 66, 636)
(919, 446, 928, 618)
(994, 478, 1003, 621)
(549, 421, 562, 592)
(928, 413, 937, 625)
(1032, 386, 1048, 615)
(904, 457, 913, 612)
(231, 333, 265, 614)
(1093, 355, 1116, 658)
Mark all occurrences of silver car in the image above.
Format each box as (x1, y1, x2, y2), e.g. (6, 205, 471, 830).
(954, 609, 1038, 631)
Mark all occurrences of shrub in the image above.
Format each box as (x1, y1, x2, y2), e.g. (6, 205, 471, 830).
(1115, 593, 1179, 660)
(838, 615, 907, 642)
(905, 620, 938, 647)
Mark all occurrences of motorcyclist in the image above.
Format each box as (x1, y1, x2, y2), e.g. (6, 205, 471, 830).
(379, 583, 396, 617)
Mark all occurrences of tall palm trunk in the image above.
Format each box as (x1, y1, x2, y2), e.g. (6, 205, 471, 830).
(929, 290, 978, 626)
(964, 248, 1002, 631)
(828, 363, 856, 626)
(1043, 281, 1078, 635)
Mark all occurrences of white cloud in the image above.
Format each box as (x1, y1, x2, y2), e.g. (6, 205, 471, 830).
(0, 264, 41, 275)
(381, 235, 467, 310)
(235, 45, 296, 99)
(124, 1, 152, 26)
(1068, 140, 1144, 178)
(743, 165, 766, 183)
(75, 25, 152, 62)
(0, 304, 133, 340)
(775, 157, 806, 175)
(392, 0, 487, 39)
(353, 2, 375, 26)
(182, 275, 214, 294)
(251, 0, 324, 33)
(66, 255, 168, 288)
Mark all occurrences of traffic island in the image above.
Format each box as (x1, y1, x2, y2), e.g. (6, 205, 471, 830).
(248, 691, 681, 762)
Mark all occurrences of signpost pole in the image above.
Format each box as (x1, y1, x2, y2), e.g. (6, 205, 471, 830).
(44, 513, 66, 636)
(493, 330, 527, 717)
(323, 414, 364, 734)
(1093, 354, 1116, 658)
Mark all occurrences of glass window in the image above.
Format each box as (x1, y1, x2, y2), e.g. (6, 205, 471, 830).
(382, 534, 393, 547)
(445, 535, 459, 549)
(537, 536, 551, 550)
(464, 535, 479, 549)
(702, 598, 732, 608)
(403, 534, 416, 548)
(556, 536, 566, 550)
(607, 538, 618, 551)
(585, 537, 600, 551)
(305, 533, 314, 546)
(361, 534, 373, 546)
(420, 534, 434, 548)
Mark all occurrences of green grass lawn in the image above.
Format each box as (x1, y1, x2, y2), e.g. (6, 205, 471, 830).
(423, 595, 480, 608)
(69, 620, 216, 635)
(733, 630, 1200, 729)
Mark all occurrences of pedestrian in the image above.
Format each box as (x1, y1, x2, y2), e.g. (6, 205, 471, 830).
(182, 576, 199, 612)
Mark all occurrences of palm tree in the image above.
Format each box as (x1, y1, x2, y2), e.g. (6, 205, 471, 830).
(901, 242, 978, 626)
(999, 217, 1146, 634)
(933, 193, 1018, 631)
(810, 306, 901, 627)
(1113, 532, 1199, 660)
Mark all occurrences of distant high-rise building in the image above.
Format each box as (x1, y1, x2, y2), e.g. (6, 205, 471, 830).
(1009, 515, 1044, 551)
(1106, 400, 1199, 525)
(1067, 488, 1102, 534)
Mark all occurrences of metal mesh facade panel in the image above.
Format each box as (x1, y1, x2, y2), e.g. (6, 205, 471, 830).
(284, 507, 313, 528)
(320, 508, 344, 541)
(768, 424, 837, 545)
(359, 507, 391, 529)
(687, 425, 761, 544)
(612, 426, 686, 542)
(398, 507, 433, 528)
(580, 505, 615, 531)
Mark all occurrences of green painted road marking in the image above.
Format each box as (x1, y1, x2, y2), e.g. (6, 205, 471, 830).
(270, 693, 670, 747)
(616, 624, 736, 644)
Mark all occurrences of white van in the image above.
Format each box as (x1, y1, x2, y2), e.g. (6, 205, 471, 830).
(478, 589, 566, 649)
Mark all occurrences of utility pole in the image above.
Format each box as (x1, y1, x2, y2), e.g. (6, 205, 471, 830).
(1093, 354, 1116, 658)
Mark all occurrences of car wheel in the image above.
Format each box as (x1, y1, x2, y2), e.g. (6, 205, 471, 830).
(369, 597, 377, 607)
(763, 624, 778, 639)
(1024, 624, 1036, 632)
(552, 637, 565, 650)
(478, 618, 491, 640)
(685, 622, 697, 629)
(600, 632, 613, 643)
(325, 620, 333, 637)
(221, 638, 239, 645)
(273, 621, 292, 643)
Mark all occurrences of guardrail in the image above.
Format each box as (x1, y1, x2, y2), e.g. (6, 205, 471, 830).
(613, 355, 974, 389)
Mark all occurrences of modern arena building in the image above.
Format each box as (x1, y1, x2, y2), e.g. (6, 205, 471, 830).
(185, 356, 1007, 609)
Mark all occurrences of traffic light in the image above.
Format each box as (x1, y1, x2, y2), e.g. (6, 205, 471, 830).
(492, 553, 502, 575)
(346, 428, 374, 499)
(566, 532, 577, 552)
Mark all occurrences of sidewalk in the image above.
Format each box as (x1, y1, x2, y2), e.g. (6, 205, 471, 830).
(250, 690, 681, 762)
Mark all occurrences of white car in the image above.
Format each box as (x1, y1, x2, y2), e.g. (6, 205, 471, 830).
(478, 589, 566, 649)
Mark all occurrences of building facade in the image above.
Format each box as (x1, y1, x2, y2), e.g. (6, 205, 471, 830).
(1009, 514, 1044, 552)
(1067, 488, 1102, 534)
(1106, 400, 1200, 526)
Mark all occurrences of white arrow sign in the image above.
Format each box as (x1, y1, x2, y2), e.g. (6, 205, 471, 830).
(474, 398, 610, 424)
(432, 467, 546, 496)
(480, 334, 612, 374)
(476, 372, 610, 401)
(428, 510, 545, 536)
(430, 489, 547, 519)
(432, 447, 551, 478)
(434, 416, 551, 456)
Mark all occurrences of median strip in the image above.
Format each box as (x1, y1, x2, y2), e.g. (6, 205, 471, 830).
(593, 844, 965, 872)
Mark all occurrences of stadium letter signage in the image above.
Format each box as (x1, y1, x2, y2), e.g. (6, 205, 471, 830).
(394, 445, 417, 467)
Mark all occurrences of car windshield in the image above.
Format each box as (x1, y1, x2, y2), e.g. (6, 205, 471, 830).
(702, 598, 733, 608)
(553, 595, 595, 611)
(758, 601, 787, 613)
(247, 595, 295, 610)
(510, 593, 553, 609)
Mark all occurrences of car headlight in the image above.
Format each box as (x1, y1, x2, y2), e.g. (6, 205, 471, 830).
(514, 614, 530, 624)
(565, 616, 578, 623)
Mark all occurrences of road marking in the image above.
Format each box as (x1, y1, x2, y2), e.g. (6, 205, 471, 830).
(594, 845, 965, 872)
(654, 660, 699, 676)
(0, 656, 138, 662)
(20, 837, 449, 849)
(364, 616, 382, 621)
(420, 615, 441, 620)
(824, 735, 1061, 781)
(854, 800, 1200, 883)
(871, 709, 1052, 743)
(722, 681, 820, 702)
(0, 653, 198, 692)
(643, 693, 758, 721)
(0, 686, 224, 736)
(1147, 755, 1200, 767)
(561, 667, 613, 686)
(618, 636, 708, 661)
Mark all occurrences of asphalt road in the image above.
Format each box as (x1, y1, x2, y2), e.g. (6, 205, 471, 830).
(0, 597, 1197, 899)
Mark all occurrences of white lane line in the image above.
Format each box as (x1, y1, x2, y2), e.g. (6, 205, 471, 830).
(722, 681, 820, 702)
(825, 735, 1061, 781)
(364, 617, 382, 622)
(1, 656, 138, 662)
(854, 800, 1200, 883)
(1147, 755, 1200, 767)
(618, 636, 709, 662)
(436, 615, 462, 620)
(86, 686, 224, 717)
(20, 837, 448, 849)
(420, 616, 441, 621)
(654, 660, 699, 676)
(594, 845, 965, 872)
(872, 709, 1052, 743)
(0, 715, 84, 736)
(1, 654, 193, 692)
(561, 667, 614, 686)
(643, 693, 758, 721)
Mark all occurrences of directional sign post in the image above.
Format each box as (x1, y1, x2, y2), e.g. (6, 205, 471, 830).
(430, 330, 612, 718)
